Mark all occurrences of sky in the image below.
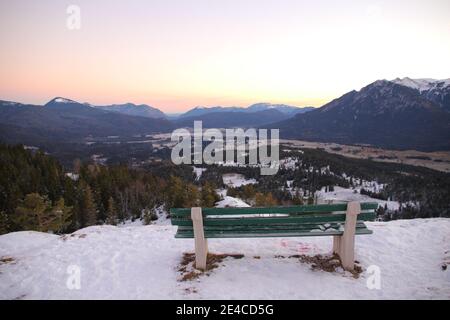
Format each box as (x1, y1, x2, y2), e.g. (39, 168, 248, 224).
(0, 0, 449, 112)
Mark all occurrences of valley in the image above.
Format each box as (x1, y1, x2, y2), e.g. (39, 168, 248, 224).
(1, 77, 449, 233)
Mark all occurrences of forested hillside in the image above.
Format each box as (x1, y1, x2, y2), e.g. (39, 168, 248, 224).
(1, 143, 449, 236)
(0, 145, 218, 235)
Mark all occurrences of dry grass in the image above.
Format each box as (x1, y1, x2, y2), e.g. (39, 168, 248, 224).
(276, 253, 363, 278)
(178, 252, 244, 282)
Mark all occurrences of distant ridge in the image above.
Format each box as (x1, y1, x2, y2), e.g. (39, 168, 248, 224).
(268, 78, 450, 151)
(178, 103, 314, 119)
(0, 97, 173, 145)
(94, 103, 167, 119)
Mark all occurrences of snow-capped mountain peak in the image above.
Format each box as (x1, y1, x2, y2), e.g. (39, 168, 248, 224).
(391, 77, 450, 92)
(51, 97, 78, 104)
(44, 97, 85, 109)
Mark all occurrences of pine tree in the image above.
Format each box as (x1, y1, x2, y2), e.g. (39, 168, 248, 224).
(73, 158, 81, 174)
(201, 182, 219, 207)
(48, 198, 72, 233)
(142, 207, 158, 225)
(185, 184, 199, 208)
(168, 176, 186, 208)
(82, 184, 97, 227)
(0, 211, 9, 235)
(292, 190, 303, 205)
(254, 192, 265, 206)
(13, 193, 52, 232)
(254, 192, 277, 207)
(105, 197, 118, 225)
(264, 193, 277, 206)
(242, 184, 256, 200)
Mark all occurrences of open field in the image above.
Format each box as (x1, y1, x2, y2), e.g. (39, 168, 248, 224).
(281, 140, 450, 173)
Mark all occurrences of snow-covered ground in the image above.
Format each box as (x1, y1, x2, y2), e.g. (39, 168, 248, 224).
(316, 186, 400, 211)
(193, 167, 206, 181)
(222, 173, 257, 187)
(216, 196, 251, 208)
(1, 219, 449, 300)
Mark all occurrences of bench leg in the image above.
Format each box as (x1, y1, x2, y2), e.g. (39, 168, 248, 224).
(339, 201, 361, 271)
(333, 236, 341, 255)
(191, 207, 208, 270)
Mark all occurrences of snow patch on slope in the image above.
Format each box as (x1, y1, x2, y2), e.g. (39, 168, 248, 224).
(53, 97, 76, 104)
(317, 186, 399, 211)
(216, 196, 251, 208)
(193, 167, 206, 181)
(222, 173, 257, 187)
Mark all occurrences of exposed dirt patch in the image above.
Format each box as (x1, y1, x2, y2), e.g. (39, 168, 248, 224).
(442, 250, 450, 271)
(0, 256, 16, 265)
(178, 252, 244, 282)
(276, 253, 363, 278)
(60, 233, 87, 241)
(184, 287, 198, 294)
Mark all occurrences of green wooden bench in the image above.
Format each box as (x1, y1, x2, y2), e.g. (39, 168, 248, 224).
(170, 202, 377, 271)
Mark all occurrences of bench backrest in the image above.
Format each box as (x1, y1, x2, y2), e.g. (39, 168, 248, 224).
(170, 203, 378, 228)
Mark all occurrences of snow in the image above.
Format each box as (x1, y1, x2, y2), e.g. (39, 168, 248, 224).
(0, 218, 449, 299)
(392, 77, 450, 92)
(215, 196, 251, 208)
(54, 98, 75, 104)
(0, 101, 19, 106)
(65, 173, 79, 181)
(279, 157, 298, 170)
(222, 173, 257, 187)
(316, 186, 400, 211)
(117, 219, 145, 228)
(193, 167, 206, 181)
(153, 206, 171, 225)
(117, 206, 170, 227)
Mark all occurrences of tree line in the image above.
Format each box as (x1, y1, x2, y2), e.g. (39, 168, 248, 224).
(0, 144, 219, 235)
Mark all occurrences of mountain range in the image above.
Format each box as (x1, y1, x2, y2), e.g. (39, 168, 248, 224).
(178, 103, 314, 118)
(0, 98, 173, 145)
(269, 78, 450, 151)
(173, 103, 314, 128)
(1, 77, 449, 151)
(175, 109, 292, 128)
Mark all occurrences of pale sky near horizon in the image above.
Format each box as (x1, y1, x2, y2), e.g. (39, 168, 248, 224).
(0, 0, 449, 112)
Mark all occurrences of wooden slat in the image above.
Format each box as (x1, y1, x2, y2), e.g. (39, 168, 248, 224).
(176, 222, 371, 235)
(170, 203, 378, 217)
(175, 228, 373, 239)
(171, 211, 376, 226)
(177, 221, 368, 233)
(176, 223, 369, 234)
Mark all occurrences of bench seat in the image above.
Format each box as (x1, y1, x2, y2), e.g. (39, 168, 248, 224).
(175, 221, 373, 238)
